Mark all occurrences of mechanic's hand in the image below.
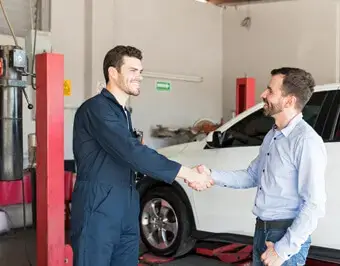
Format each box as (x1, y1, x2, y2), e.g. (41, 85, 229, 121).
(194, 164, 211, 176)
(184, 165, 214, 191)
(261, 241, 285, 266)
(187, 172, 213, 191)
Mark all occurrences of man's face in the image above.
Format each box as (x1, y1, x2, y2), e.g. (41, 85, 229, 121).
(260, 74, 293, 117)
(111, 56, 143, 96)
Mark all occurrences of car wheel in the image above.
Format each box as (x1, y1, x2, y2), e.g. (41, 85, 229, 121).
(140, 186, 196, 257)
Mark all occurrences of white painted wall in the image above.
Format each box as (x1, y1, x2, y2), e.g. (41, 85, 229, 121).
(90, 0, 224, 149)
(6, 0, 340, 162)
(222, 0, 340, 120)
(50, 0, 86, 159)
(1, 0, 224, 166)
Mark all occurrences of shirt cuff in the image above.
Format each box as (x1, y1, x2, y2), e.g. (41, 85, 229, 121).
(274, 238, 292, 262)
(210, 169, 225, 187)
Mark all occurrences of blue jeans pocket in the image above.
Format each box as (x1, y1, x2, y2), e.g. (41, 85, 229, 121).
(253, 228, 311, 266)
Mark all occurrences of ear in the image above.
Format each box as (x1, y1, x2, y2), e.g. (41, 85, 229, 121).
(291, 95, 298, 108)
(285, 94, 296, 108)
(108, 66, 118, 80)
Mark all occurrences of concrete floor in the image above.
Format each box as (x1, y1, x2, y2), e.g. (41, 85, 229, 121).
(0, 228, 231, 266)
(0, 229, 36, 266)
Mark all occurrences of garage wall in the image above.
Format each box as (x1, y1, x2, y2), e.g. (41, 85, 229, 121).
(222, 0, 339, 120)
(50, 0, 86, 159)
(0, 0, 223, 164)
(90, 0, 224, 148)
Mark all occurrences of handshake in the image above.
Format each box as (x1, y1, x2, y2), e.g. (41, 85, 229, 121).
(181, 164, 214, 192)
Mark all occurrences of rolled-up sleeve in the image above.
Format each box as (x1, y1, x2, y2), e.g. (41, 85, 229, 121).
(85, 104, 181, 184)
(274, 136, 327, 260)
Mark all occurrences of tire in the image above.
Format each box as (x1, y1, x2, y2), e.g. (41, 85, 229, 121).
(139, 186, 196, 257)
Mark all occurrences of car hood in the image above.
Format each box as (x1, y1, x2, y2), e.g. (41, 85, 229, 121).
(156, 143, 190, 158)
(156, 139, 207, 159)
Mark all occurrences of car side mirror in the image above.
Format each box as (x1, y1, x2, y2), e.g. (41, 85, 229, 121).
(212, 131, 222, 146)
(206, 130, 234, 148)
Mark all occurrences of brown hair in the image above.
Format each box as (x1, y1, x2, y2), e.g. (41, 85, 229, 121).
(271, 67, 315, 110)
(103, 45, 143, 83)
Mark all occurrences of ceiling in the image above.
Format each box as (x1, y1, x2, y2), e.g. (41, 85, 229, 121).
(0, 0, 36, 38)
(205, 0, 295, 6)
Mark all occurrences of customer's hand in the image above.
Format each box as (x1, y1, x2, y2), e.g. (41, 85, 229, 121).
(261, 241, 284, 266)
(186, 171, 213, 191)
(182, 165, 213, 191)
(177, 166, 213, 191)
(194, 164, 211, 176)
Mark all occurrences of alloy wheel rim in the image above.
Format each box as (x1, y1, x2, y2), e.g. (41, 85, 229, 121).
(141, 198, 179, 250)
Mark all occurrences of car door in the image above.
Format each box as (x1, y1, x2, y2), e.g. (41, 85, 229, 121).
(191, 90, 336, 237)
(311, 89, 340, 251)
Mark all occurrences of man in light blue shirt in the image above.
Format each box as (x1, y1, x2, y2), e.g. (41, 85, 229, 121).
(195, 67, 327, 266)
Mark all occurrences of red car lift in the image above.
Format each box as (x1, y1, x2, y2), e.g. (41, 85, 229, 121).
(235, 77, 255, 115)
(138, 242, 252, 265)
(196, 242, 252, 265)
(35, 53, 73, 266)
(139, 242, 340, 265)
(139, 253, 175, 266)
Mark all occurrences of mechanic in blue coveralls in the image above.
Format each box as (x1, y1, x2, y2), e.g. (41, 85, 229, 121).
(70, 45, 213, 266)
(194, 68, 327, 266)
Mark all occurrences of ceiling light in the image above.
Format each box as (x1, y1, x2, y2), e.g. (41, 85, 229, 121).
(195, 0, 208, 3)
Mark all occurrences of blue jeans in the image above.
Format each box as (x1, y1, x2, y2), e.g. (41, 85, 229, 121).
(252, 226, 312, 266)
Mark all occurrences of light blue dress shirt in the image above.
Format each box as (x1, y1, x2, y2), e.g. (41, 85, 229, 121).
(211, 113, 327, 261)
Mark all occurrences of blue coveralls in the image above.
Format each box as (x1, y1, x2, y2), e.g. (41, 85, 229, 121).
(70, 89, 181, 266)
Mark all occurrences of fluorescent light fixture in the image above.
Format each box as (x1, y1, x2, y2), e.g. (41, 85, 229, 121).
(195, 0, 208, 2)
(143, 71, 203, 83)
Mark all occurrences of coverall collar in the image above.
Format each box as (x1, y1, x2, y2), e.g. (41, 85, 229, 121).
(101, 88, 129, 112)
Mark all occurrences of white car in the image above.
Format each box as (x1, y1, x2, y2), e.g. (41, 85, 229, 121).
(136, 83, 340, 263)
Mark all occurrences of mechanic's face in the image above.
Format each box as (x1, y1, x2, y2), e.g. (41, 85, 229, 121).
(112, 56, 143, 96)
(260, 74, 293, 117)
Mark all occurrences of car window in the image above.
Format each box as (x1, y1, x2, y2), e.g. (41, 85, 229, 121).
(302, 91, 328, 128)
(224, 109, 274, 147)
(207, 91, 328, 149)
(334, 118, 340, 140)
(321, 90, 340, 141)
(333, 107, 340, 141)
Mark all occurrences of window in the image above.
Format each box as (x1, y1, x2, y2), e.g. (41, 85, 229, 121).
(224, 109, 274, 147)
(206, 91, 329, 149)
(334, 118, 340, 140)
(302, 91, 328, 129)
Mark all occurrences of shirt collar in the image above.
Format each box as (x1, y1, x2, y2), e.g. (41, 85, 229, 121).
(273, 112, 303, 137)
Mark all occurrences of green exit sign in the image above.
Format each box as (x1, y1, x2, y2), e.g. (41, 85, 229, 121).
(156, 81, 171, 91)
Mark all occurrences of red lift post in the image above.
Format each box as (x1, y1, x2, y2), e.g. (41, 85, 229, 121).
(35, 52, 73, 266)
(235, 77, 256, 115)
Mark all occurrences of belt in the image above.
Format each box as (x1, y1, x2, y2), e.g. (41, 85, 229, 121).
(256, 218, 294, 230)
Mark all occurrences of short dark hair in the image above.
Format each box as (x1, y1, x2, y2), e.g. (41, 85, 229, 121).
(103, 45, 143, 83)
(271, 67, 315, 110)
